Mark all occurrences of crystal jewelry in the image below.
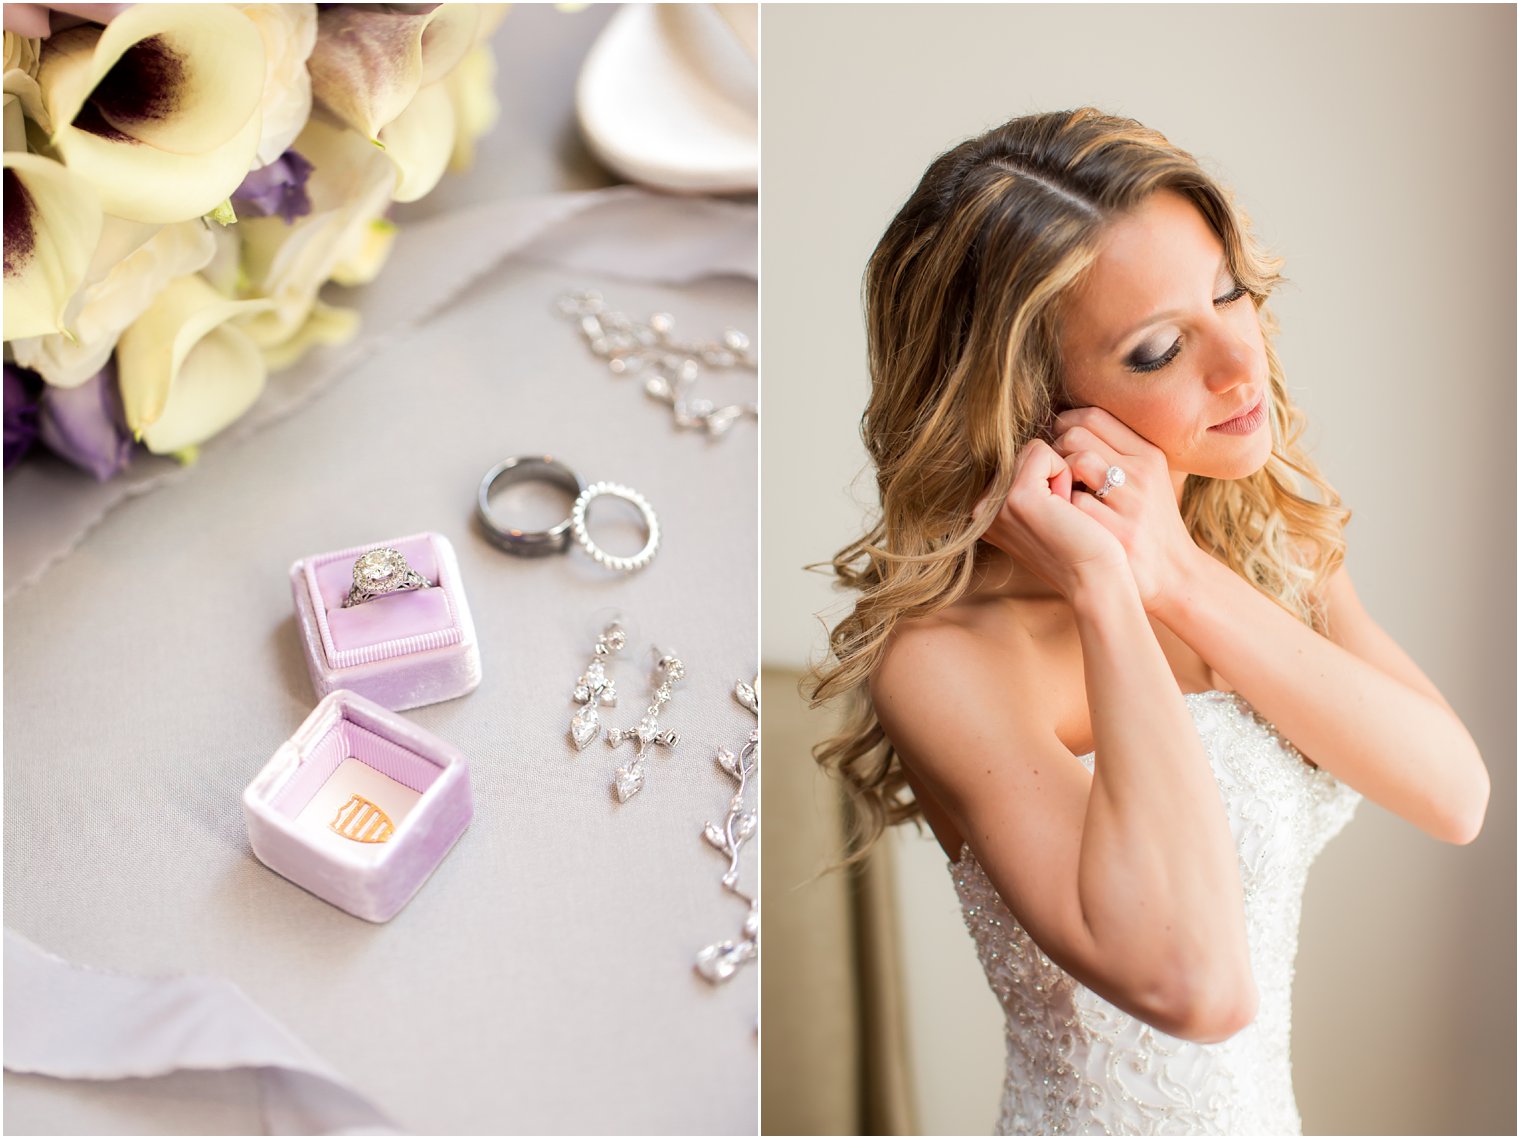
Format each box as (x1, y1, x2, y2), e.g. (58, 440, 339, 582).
(476, 455, 585, 556)
(696, 677, 760, 984)
(1093, 465, 1127, 500)
(556, 289, 758, 438)
(569, 621, 625, 750)
(570, 481, 661, 573)
(605, 650, 684, 802)
(342, 547, 432, 607)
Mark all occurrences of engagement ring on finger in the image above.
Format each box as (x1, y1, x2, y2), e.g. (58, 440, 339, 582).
(343, 547, 432, 607)
(1094, 465, 1127, 500)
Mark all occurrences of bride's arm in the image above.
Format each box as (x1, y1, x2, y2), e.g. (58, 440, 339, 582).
(875, 579, 1257, 1045)
(1053, 404, 1488, 845)
(1151, 553, 1488, 844)
(871, 440, 1257, 1044)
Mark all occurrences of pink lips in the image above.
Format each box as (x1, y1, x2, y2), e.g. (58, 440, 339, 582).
(1209, 395, 1267, 435)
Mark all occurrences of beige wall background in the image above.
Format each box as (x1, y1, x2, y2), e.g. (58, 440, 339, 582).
(760, 4, 1515, 1135)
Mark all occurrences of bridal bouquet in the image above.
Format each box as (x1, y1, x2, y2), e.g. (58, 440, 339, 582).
(3, 3, 504, 479)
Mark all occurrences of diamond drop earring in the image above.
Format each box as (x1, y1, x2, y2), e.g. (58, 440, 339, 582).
(605, 650, 684, 802)
(569, 622, 625, 750)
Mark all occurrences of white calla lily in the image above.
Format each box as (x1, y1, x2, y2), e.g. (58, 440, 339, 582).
(3, 150, 102, 341)
(9, 217, 216, 386)
(37, 5, 266, 224)
(236, 3, 316, 167)
(115, 273, 273, 453)
(307, 4, 477, 143)
(235, 115, 395, 361)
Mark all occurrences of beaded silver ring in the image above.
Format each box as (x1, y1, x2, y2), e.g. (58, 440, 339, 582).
(570, 481, 660, 573)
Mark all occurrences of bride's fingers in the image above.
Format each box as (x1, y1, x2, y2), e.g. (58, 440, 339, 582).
(1009, 439, 1068, 495)
(1052, 424, 1122, 469)
(1049, 461, 1073, 501)
(1063, 450, 1119, 500)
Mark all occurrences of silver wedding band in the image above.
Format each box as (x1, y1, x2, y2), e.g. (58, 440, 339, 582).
(571, 482, 661, 573)
(476, 455, 585, 556)
(1094, 465, 1127, 500)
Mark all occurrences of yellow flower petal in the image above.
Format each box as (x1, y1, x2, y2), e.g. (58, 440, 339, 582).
(4, 31, 49, 133)
(235, 3, 317, 167)
(2, 150, 102, 341)
(259, 299, 359, 371)
(3, 32, 41, 79)
(115, 273, 272, 444)
(308, 4, 477, 142)
(330, 217, 396, 288)
(139, 317, 266, 454)
(379, 79, 453, 203)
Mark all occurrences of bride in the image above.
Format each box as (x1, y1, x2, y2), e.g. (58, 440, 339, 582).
(807, 109, 1489, 1134)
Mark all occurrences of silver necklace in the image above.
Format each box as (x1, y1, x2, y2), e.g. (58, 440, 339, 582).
(556, 289, 758, 438)
(696, 677, 759, 983)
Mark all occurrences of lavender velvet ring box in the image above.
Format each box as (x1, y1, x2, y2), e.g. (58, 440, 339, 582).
(291, 532, 480, 711)
(243, 689, 473, 922)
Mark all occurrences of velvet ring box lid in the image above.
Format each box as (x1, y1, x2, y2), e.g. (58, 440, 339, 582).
(243, 689, 473, 922)
(291, 532, 481, 712)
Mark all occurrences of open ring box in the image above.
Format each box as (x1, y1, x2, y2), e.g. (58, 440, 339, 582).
(243, 689, 473, 922)
(290, 532, 481, 711)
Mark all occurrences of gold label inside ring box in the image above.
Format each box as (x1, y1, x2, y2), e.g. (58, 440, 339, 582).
(329, 794, 395, 843)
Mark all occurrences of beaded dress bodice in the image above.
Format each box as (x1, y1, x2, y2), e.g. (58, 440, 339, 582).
(951, 691, 1361, 1136)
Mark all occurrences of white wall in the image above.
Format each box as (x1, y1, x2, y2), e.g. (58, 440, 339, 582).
(761, 5, 1515, 1134)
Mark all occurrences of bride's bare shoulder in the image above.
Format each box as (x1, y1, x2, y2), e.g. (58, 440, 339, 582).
(869, 591, 1060, 710)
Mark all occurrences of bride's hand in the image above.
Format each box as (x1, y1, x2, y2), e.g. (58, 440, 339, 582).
(977, 437, 1130, 599)
(1050, 406, 1200, 611)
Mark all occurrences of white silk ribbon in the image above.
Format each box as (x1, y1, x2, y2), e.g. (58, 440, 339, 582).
(4, 930, 401, 1135)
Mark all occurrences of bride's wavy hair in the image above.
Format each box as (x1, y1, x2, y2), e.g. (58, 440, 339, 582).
(806, 108, 1349, 858)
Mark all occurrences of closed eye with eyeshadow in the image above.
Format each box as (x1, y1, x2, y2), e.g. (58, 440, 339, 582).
(1126, 283, 1251, 374)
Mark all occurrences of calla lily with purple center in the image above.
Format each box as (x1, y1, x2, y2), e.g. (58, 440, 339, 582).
(36, 5, 267, 224)
(231, 148, 314, 224)
(36, 357, 135, 481)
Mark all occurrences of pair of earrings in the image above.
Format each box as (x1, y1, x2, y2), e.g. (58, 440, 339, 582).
(569, 621, 683, 803)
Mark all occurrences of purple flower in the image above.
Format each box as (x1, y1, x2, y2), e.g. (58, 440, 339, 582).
(4, 364, 41, 471)
(37, 359, 135, 481)
(231, 149, 315, 225)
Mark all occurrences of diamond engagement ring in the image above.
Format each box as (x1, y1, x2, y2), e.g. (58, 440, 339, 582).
(1093, 465, 1127, 500)
(342, 547, 432, 608)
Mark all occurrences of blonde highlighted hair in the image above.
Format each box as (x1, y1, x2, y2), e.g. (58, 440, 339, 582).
(805, 109, 1349, 857)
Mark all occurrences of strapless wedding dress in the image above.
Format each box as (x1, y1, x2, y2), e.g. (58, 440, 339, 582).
(950, 691, 1361, 1135)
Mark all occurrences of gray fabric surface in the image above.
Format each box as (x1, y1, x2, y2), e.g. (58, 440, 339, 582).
(4, 244, 759, 1139)
(4, 6, 758, 1134)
